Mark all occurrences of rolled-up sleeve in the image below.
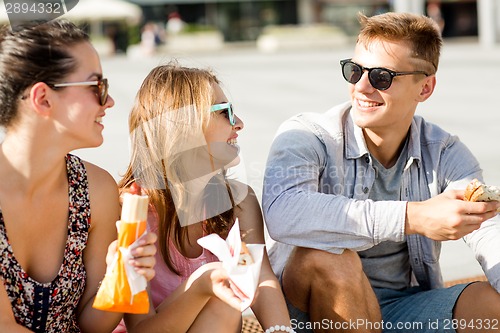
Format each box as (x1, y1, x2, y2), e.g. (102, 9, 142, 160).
(438, 135, 500, 292)
(262, 120, 406, 254)
(464, 218, 500, 292)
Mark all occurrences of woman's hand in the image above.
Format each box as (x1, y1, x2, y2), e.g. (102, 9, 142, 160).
(106, 232, 158, 281)
(190, 262, 242, 311)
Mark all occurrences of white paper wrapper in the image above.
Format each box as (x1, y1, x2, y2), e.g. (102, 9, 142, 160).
(119, 238, 148, 298)
(197, 219, 264, 311)
(114, 220, 148, 300)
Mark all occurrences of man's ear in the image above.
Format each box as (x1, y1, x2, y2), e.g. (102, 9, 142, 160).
(29, 82, 54, 116)
(416, 75, 436, 102)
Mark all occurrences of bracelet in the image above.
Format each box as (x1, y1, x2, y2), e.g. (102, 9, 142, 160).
(264, 325, 295, 333)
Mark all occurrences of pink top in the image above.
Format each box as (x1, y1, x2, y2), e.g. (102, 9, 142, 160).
(113, 207, 219, 333)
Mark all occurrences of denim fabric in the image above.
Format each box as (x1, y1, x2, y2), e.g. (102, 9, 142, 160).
(263, 101, 500, 292)
(284, 284, 471, 333)
(374, 284, 471, 333)
(286, 298, 312, 333)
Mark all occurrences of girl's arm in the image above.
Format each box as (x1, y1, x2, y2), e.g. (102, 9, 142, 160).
(124, 262, 241, 333)
(0, 281, 33, 332)
(237, 186, 292, 331)
(77, 162, 156, 333)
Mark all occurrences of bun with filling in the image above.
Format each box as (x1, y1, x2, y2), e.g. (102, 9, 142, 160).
(238, 242, 254, 266)
(464, 179, 500, 202)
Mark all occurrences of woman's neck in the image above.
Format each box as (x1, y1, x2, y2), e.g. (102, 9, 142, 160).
(173, 223, 204, 259)
(0, 130, 67, 195)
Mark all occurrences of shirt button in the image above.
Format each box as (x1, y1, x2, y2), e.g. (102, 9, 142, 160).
(365, 156, 370, 163)
(363, 187, 369, 193)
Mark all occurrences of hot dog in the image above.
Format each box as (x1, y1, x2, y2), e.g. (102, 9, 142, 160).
(121, 182, 149, 223)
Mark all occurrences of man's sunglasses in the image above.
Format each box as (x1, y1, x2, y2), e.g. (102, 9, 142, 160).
(210, 102, 235, 126)
(340, 59, 429, 91)
(51, 78, 109, 106)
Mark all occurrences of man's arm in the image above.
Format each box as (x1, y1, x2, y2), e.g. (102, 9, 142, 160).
(406, 136, 500, 292)
(406, 191, 499, 240)
(262, 122, 406, 253)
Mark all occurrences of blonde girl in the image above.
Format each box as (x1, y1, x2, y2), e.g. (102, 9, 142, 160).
(117, 64, 292, 333)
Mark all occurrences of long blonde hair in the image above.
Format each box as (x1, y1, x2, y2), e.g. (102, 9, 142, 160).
(119, 63, 235, 274)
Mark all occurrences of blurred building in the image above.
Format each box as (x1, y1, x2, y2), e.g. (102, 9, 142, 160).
(392, 0, 499, 47)
(127, 0, 298, 42)
(126, 0, 499, 46)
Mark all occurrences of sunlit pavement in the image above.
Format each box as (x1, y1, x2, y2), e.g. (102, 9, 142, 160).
(75, 39, 500, 282)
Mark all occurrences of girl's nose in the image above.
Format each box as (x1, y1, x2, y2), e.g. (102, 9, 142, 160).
(105, 94, 115, 108)
(233, 114, 244, 131)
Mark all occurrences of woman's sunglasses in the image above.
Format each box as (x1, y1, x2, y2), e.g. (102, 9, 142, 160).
(51, 78, 109, 106)
(340, 59, 429, 91)
(210, 102, 235, 126)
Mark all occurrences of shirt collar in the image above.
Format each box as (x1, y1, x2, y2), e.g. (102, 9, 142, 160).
(344, 106, 422, 167)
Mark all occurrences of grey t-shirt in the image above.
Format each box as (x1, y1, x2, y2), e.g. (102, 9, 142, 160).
(358, 145, 411, 290)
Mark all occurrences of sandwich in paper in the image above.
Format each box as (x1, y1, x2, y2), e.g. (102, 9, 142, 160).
(93, 182, 150, 314)
(197, 219, 264, 311)
(238, 242, 254, 266)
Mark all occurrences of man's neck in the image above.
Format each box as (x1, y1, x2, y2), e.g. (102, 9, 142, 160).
(363, 128, 409, 168)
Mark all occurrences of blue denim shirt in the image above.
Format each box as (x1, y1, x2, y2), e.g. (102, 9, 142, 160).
(263, 101, 500, 291)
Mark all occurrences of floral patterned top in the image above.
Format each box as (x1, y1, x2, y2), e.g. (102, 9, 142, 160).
(0, 154, 90, 332)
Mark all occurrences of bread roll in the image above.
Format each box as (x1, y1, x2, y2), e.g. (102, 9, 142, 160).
(121, 183, 149, 222)
(238, 242, 254, 266)
(464, 179, 500, 202)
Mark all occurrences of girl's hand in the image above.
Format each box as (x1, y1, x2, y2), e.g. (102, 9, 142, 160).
(206, 266, 242, 311)
(106, 232, 158, 281)
(191, 262, 242, 311)
(130, 232, 157, 281)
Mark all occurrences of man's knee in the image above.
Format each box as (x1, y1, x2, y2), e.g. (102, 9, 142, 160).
(455, 281, 500, 322)
(283, 247, 381, 331)
(286, 247, 365, 291)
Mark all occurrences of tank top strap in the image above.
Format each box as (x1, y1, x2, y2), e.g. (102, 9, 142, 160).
(66, 154, 91, 234)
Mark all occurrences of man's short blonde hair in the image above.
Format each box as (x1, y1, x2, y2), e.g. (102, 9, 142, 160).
(357, 12, 442, 74)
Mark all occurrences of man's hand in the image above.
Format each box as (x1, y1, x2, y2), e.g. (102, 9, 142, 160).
(406, 190, 500, 240)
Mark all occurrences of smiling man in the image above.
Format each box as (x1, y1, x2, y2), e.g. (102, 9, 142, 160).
(263, 12, 500, 333)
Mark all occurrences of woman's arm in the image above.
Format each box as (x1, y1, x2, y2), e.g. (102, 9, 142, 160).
(237, 186, 291, 331)
(124, 262, 241, 333)
(77, 162, 156, 333)
(0, 281, 33, 332)
(76, 162, 123, 332)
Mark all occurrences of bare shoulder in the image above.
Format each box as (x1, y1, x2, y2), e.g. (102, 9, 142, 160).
(82, 160, 120, 229)
(238, 184, 259, 208)
(82, 161, 119, 202)
(231, 183, 265, 243)
(227, 179, 258, 209)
